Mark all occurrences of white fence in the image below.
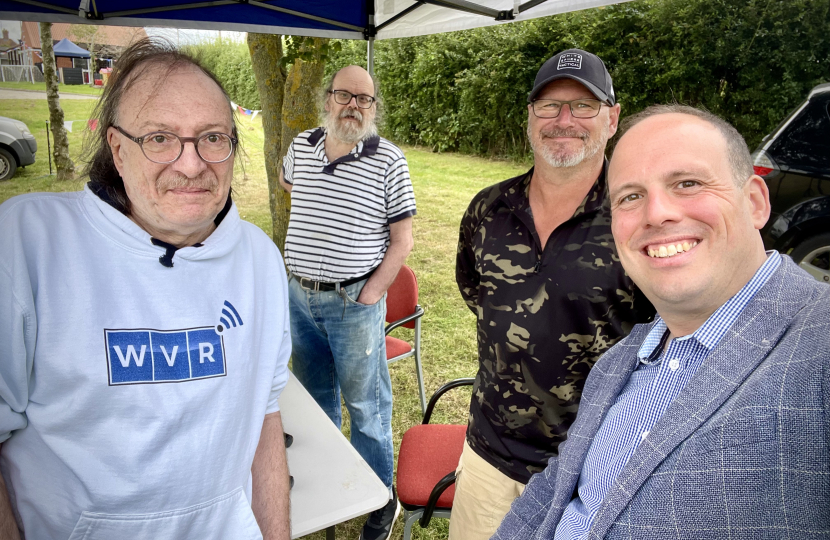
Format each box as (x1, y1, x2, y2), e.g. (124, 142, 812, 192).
(0, 65, 44, 83)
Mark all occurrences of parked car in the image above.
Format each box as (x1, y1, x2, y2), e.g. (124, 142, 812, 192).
(752, 83, 830, 284)
(0, 116, 37, 181)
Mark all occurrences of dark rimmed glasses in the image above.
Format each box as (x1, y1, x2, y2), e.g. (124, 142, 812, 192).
(329, 90, 376, 109)
(114, 126, 238, 164)
(530, 98, 605, 119)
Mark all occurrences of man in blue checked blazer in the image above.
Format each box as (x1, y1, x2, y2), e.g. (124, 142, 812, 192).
(492, 104, 830, 540)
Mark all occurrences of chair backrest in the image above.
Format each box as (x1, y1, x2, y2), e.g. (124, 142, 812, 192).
(385, 265, 419, 328)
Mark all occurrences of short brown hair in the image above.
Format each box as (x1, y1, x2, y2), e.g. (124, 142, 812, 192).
(83, 37, 237, 214)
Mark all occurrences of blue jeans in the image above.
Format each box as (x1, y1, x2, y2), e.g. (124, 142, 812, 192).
(288, 275, 394, 489)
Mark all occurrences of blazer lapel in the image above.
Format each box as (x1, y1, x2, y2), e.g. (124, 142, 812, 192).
(541, 328, 647, 524)
(587, 258, 810, 538)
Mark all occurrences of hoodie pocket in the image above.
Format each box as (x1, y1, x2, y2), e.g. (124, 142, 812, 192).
(68, 487, 262, 540)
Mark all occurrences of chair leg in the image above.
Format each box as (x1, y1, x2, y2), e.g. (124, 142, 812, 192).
(414, 317, 427, 415)
(403, 508, 423, 540)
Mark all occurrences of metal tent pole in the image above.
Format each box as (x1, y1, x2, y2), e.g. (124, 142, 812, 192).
(365, 0, 375, 76)
(367, 37, 374, 76)
(45, 120, 52, 175)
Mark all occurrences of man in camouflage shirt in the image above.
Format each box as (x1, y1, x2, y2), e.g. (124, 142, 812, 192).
(451, 49, 654, 540)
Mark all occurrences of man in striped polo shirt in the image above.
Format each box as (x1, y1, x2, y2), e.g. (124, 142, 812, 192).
(279, 65, 415, 540)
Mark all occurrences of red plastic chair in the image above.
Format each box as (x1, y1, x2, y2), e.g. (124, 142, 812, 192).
(396, 378, 474, 539)
(385, 265, 427, 413)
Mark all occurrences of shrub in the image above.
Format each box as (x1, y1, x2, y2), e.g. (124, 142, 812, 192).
(326, 0, 830, 158)
(185, 38, 261, 110)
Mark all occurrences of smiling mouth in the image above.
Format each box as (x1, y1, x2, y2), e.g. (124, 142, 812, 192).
(646, 240, 699, 258)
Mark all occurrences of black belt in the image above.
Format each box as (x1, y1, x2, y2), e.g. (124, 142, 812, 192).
(291, 269, 375, 292)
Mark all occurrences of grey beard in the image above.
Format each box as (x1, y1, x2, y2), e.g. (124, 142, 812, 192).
(528, 124, 608, 168)
(324, 109, 377, 145)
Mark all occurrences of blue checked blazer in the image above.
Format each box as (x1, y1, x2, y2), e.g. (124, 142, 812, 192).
(493, 256, 830, 540)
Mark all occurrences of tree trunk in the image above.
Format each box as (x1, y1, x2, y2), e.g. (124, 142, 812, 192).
(39, 22, 75, 181)
(247, 33, 287, 248)
(281, 38, 328, 156)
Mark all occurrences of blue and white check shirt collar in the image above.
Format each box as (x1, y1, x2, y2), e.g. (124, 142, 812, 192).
(638, 251, 782, 363)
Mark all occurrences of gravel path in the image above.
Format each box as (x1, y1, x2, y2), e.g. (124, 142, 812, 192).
(0, 89, 98, 100)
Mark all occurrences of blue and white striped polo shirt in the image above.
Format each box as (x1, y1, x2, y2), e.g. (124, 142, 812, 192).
(282, 127, 416, 282)
(554, 251, 782, 540)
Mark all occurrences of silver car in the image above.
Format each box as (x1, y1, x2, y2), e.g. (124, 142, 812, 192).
(0, 116, 37, 181)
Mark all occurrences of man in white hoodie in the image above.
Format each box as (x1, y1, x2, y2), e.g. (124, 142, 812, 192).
(0, 38, 291, 540)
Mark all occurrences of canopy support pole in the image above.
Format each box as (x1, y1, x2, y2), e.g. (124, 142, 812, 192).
(365, 0, 375, 76)
(8, 0, 76, 15)
(421, 0, 502, 19)
(518, 0, 552, 13)
(367, 37, 374, 76)
(375, 1, 425, 32)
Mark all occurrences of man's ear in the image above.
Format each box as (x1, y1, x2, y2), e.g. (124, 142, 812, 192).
(107, 127, 126, 176)
(744, 174, 772, 230)
(607, 103, 622, 137)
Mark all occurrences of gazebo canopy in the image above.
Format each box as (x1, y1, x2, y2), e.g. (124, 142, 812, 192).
(0, 0, 633, 40)
(52, 37, 90, 57)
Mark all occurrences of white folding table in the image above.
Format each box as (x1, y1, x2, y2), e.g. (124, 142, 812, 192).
(279, 373, 390, 539)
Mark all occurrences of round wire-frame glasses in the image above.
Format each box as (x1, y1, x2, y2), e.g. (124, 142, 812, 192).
(530, 98, 605, 119)
(114, 126, 238, 164)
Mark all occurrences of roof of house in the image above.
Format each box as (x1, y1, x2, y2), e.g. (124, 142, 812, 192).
(21, 22, 147, 50)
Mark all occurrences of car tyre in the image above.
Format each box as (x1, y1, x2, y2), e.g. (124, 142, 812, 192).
(0, 147, 17, 181)
(790, 233, 830, 284)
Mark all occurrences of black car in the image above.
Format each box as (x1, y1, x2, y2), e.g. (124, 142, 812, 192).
(752, 83, 830, 284)
(0, 116, 37, 181)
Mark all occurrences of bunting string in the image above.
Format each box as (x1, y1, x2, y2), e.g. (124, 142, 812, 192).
(231, 101, 261, 121)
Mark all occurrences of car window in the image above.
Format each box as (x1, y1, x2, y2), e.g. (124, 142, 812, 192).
(764, 101, 806, 143)
(768, 97, 830, 173)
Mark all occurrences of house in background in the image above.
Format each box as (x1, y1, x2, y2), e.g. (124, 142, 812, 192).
(21, 21, 147, 72)
(0, 21, 40, 82)
(0, 28, 16, 52)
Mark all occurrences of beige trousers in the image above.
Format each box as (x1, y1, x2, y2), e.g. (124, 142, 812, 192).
(448, 441, 526, 540)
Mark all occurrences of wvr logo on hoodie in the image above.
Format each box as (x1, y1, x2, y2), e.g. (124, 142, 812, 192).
(104, 301, 242, 385)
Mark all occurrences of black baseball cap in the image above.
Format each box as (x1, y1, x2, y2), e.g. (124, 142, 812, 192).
(527, 49, 615, 105)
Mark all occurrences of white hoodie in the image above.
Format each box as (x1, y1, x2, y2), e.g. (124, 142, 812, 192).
(0, 187, 291, 540)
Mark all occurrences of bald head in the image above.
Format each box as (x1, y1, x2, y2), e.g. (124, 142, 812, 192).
(331, 65, 375, 95)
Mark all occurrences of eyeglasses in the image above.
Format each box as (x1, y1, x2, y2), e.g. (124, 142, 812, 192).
(114, 126, 238, 164)
(329, 90, 376, 109)
(530, 99, 605, 119)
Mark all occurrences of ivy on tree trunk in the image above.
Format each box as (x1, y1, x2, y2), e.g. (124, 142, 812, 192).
(248, 35, 329, 251)
(281, 38, 327, 155)
(39, 22, 75, 181)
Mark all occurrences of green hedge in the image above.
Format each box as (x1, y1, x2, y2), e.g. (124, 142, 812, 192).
(185, 38, 261, 111)
(327, 0, 830, 158)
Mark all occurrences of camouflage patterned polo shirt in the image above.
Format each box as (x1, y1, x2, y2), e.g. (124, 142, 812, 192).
(456, 163, 654, 483)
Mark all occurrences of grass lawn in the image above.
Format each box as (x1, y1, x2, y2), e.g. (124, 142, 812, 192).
(0, 97, 528, 539)
(0, 81, 105, 95)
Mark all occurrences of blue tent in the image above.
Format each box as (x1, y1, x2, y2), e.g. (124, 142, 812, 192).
(52, 37, 90, 58)
(0, 0, 632, 41)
